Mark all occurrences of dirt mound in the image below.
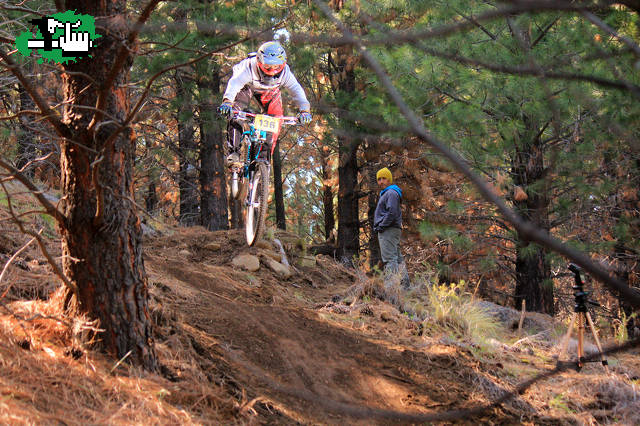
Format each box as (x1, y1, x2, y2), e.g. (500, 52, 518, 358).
(142, 228, 554, 423)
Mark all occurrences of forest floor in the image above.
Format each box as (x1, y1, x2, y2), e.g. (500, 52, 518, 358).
(0, 223, 639, 424)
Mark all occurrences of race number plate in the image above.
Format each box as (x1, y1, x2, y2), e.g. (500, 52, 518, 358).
(254, 114, 280, 132)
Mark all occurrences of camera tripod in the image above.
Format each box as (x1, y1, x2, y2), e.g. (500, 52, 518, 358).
(557, 264, 608, 371)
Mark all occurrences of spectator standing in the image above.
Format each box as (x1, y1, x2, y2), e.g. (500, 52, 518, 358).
(374, 167, 410, 288)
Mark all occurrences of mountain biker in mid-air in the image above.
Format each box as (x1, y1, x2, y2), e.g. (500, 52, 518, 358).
(218, 41, 312, 165)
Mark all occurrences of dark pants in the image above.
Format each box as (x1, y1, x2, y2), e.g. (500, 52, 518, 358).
(227, 87, 283, 152)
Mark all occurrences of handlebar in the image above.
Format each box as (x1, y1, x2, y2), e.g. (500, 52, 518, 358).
(231, 109, 299, 126)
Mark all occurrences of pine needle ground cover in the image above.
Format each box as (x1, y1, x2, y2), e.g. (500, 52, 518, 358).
(0, 224, 638, 424)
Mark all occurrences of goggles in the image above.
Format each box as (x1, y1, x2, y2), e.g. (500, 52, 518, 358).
(258, 62, 285, 76)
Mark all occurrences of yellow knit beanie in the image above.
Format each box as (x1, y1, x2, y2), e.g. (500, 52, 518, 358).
(376, 167, 393, 183)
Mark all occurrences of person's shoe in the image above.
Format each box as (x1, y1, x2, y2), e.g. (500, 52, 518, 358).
(226, 150, 240, 166)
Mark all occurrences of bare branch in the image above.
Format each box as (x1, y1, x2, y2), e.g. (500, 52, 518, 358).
(306, 1, 592, 46)
(0, 4, 51, 16)
(0, 49, 70, 138)
(133, 3, 589, 49)
(91, 0, 163, 131)
(0, 109, 40, 121)
(0, 231, 38, 298)
(0, 159, 66, 226)
(581, 10, 640, 58)
(456, 9, 497, 40)
(414, 42, 640, 98)
(0, 181, 77, 297)
(0, 298, 71, 328)
(531, 17, 559, 47)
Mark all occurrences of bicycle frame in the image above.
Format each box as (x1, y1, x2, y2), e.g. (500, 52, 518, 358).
(241, 122, 270, 178)
(228, 109, 298, 245)
(231, 110, 297, 171)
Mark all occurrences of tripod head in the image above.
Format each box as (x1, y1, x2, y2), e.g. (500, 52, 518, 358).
(568, 263, 600, 312)
(569, 263, 585, 287)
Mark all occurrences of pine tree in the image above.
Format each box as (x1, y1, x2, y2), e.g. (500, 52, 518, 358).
(60, 0, 159, 369)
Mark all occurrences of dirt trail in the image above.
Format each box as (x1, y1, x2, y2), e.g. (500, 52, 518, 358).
(144, 228, 528, 424)
(1, 197, 638, 423)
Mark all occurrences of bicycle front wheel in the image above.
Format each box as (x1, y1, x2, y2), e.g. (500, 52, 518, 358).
(245, 163, 270, 246)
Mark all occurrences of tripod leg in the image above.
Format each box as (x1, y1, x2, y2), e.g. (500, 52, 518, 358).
(578, 313, 585, 369)
(558, 313, 576, 361)
(585, 312, 609, 370)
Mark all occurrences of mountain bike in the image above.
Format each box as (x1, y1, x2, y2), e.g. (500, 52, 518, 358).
(228, 110, 299, 246)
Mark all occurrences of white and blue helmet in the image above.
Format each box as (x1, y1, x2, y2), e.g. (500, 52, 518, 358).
(257, 41, 286, 75)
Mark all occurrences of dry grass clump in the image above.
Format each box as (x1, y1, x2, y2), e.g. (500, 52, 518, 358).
(340, 273, 408, 312)
(342, 272, 500, 346)
(421, 280, 500, 341)
(531, 374, 640, 424)
(588, 376, 640, 423)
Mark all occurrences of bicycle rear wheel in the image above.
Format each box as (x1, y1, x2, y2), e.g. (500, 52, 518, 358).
(245, 163, 270, 246)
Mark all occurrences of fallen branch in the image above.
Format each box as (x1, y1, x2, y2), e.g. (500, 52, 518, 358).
(511, 330, 551, 349)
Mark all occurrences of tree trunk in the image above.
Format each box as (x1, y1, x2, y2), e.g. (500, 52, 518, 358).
(514, 241, 552, 313)
(273, 139, 286, 230)
(175, 70, 199, 226)
(146, 181, 158, 214)
(198, 69, 228, 231)
(61, 0, 156, 370)
(334, 45, 360, 263)
(337, 137, 359, 262)
(511, 121, 553, 314)
(320, 145, 335, 240)
(144, 137, 158, 214)
(367, 159, 381, 269)
(605, 152, 640, 334)
(613, 241, 639, 333)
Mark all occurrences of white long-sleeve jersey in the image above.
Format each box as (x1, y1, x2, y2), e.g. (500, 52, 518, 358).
(223, 56, 311, 112)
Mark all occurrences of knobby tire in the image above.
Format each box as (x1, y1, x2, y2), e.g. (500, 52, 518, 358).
(246, 163, 270, 246)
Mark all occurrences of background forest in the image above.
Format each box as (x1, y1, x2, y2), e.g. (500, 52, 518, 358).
(0, 0, 639, 414)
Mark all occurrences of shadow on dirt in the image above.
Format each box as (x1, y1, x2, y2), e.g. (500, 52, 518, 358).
(145, 228, 536, 424)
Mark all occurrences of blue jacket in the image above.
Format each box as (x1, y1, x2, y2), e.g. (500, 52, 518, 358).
(374, 185, 402, 232)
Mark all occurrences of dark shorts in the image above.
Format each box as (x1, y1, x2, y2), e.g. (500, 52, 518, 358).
(227, 86, 283, 149)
